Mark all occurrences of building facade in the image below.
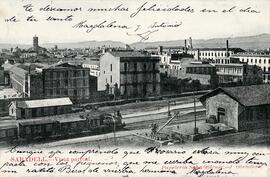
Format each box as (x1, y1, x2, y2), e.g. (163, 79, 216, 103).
(98, 51, 160, 98)
(82, 60, 100, 77)
(43, 63, 90, 102)
(232, 52, 270, 83)
(188, 48, 245, 61)
(9, 97, 73, 119)
(215, 63, 263, 84)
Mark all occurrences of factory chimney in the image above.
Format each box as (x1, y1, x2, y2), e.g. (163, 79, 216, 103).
(159, 46, 163, 55)
(184, 39, 187, 53)
(226, 40, 229, 57)
(188, 37, 193, 49)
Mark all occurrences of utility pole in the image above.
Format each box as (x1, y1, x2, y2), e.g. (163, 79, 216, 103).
(168, 100, 171, 116)
(194, 91, 198, 135)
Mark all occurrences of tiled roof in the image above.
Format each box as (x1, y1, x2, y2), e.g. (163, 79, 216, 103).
(200, 84, 270, 107)
(17, 97, 73, 108)
(83, 60, 100, 66)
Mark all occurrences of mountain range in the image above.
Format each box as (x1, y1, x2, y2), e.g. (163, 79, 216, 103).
(0, 34, 269, 50)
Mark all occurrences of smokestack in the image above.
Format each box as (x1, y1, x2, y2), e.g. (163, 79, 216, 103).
(226, 40, 229, 57)
(184, 40, 187, 53)
(159, 46, 163, 55)
(188, 37, 193, 49)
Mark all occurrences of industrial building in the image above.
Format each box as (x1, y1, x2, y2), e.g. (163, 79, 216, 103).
(200, 84, 270, 131)
(9, 97, 73, 119)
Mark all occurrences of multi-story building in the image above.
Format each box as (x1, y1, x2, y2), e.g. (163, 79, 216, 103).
(215, 63, 263, 84)
(145, 46, 184, 56)
(2, 62, 44, 98)
(98, 50, 160, 98)
(187, 40, 245, 61)
(2, 62, 92, 102)
(188, 47, 245, 61)
(42, 63, 90, 102)
(161, 57, 218, 86)
(232, 52, 270, 83)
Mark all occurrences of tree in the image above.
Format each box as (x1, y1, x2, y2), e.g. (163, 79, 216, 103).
(105, 83, 110, 93)
(114, 83, 121, 99)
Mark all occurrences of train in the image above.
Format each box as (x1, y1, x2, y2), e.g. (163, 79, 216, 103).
(0, 110, 125, 143)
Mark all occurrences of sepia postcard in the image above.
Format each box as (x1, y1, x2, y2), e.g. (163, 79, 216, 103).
(0, 0, 269, 176)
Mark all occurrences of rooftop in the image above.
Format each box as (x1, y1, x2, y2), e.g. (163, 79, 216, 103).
(109, 51, 151, 58)
(16, 97, 73, 109)
(200, 84, 270, 107)
(82, 60, 100, 66)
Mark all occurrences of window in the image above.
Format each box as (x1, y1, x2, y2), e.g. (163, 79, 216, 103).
(73, 80, 77, 86)
(64, 89, 68, 95)
(73, 90, 77, 96)
(110, 75, 112, 83)
(57, 72, 60, 78)
(56, 89, 60, 95)
(25, 127, 31, 135)
(0, 130, 6, 138)
(64, 71, 68, 78)
(50, 71, 53, 78)
(32, 108, 37, 117)
(54, 107, 58, 114)
(153, 83, 156, 92)
(83, 79, 86, 86)
(152, 63, 156, 70)
(40, 108, 44, 116)
(7, 129, 15, 137)
(73, 71, 76, 77)
(46, 124, 52, 132)
(65, 80, 68, 87)
(124, 63, 127, 71)
(134, 63, 137, 71)
(110, 64, 112, 71)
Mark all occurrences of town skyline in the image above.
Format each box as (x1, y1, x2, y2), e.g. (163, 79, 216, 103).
(0, 33, 270, 50)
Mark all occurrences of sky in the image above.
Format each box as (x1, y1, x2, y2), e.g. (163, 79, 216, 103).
(0, 0, 269, 44)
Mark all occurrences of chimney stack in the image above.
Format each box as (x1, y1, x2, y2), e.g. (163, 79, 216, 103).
(159, 46, 163, 55)
(184, 40, 187, 53)
(226, 40, 229, 57)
